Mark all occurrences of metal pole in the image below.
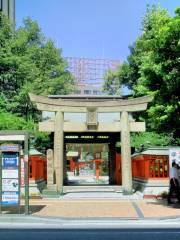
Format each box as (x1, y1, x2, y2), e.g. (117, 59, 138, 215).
(24, 133, 29, 215)
(0, 151, 2, 214)
(18, 150, 21, 214)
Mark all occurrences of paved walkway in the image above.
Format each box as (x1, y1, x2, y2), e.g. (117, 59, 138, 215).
(2, 198, 179, 219)
(30, 199, 180, 219)
(2, 195, 180, 219)
(33, 200, 138, 218)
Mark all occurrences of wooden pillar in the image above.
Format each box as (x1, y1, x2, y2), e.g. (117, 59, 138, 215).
(121, 111, 132, 194)
(54, 111, 64, 194)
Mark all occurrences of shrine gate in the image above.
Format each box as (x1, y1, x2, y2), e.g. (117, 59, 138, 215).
(29, 93, 153, 195)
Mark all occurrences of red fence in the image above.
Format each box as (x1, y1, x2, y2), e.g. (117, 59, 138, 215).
(132, 155, 169, 179)
(27, 153, 169, 184)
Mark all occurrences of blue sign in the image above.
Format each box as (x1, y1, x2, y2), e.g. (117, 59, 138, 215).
(2, 192, 19, 205)
(2, 153, 18, 168)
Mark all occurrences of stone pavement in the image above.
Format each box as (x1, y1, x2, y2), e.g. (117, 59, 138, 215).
(1, 193, 180, 219)
(30, 198, 180, 219)
(33, 200, 137, 218)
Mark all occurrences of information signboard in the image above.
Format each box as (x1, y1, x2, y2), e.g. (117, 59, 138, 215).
(1, 149, 20, 206)
(2, 179, 19, 192)
(0, 132, 29, 215)
(2, 153, 18, 168)
(2, 169, 18, 178)
(0, 144, 19, 152)
(2, 192, 19, 205)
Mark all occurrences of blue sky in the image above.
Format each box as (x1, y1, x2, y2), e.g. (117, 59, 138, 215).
(16, 0, 179, 61)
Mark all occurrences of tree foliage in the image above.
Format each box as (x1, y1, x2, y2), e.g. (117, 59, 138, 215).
(104, 69, 122, 95)
(0, 14, 75, 120)
(104, 6, 180, 142)
(0, 110, 35, 130)
(0, 14, 75, 150)
(130, 132, 179, 149)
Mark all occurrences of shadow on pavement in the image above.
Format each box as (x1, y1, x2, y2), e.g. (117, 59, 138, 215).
(1, 205, 46, 214)
(146, 198, 180, 209)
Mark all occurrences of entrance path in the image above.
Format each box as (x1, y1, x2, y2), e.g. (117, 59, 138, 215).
(25, 198, 180, 219)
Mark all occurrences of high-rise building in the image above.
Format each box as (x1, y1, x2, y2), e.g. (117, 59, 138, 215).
(0, 0, 15, 25)
(66, 57, 121, 95)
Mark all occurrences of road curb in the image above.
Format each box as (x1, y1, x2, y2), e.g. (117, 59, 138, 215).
(1, 214, 180, 224)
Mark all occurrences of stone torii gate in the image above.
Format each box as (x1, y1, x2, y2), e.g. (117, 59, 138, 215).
(29, 93, 153, 195)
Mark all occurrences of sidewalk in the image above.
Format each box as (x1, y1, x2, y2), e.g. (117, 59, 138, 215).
(1, 196, 180, 220)
(31, 198, 180, 219)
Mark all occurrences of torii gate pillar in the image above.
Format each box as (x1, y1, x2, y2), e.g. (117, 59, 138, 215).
(54, 111, 64, 194)
(121, 111, 132, 194)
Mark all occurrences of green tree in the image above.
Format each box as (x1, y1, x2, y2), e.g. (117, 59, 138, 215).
(104, 69, 122, 95)
(0, 110, 35, 130)
(104, 6, 180, 142)
(0, 14, 75, 151)
(0, 15, 75, 120)
(130, 132, 177, 149)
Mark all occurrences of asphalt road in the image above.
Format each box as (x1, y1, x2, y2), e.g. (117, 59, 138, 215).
(0, 228, 180, 240)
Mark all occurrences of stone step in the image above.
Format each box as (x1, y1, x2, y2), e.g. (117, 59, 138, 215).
(63, 185, 123, 193)
(41, 185, 123, 198)
(42, 189, 60, 198)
